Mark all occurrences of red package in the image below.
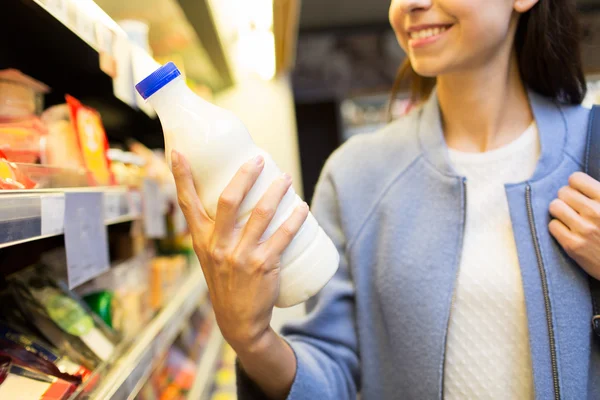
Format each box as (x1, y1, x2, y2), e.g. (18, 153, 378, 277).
(0, 150, 37, 190)
(65, 95, 114, 186)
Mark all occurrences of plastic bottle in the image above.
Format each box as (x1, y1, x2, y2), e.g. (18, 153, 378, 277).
(135, 62, 339, 307)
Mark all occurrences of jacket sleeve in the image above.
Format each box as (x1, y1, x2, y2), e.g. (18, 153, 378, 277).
(237, 166, 360, 400)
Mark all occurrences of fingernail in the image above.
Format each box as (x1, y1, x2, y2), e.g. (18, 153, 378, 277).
(301, 202, 309, 210)
(171, 150, 180, 167)
(282, 173, 292, 183)
(254, 155, 264, 165)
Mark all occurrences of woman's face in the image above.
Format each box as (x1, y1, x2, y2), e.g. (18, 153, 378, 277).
(389, 0, 537, 77)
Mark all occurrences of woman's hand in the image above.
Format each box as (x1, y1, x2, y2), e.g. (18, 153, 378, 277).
(171, 150, 309, 353)
(549, 172, 600, 280)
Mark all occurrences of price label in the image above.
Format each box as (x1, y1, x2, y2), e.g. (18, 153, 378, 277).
(103, 192, 121, 221)
(41, 195, 65, 236)
(142, 180, 166, 238)
(64, 193, 110, 288)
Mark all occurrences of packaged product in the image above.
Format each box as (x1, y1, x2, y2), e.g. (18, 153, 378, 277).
(0, 322, 91, 381)
(0, 356, 77, 400)
(0, 69, 49, 120)
(0, 149, 37, 190)
(65, 95, 114, 186)
(136, 62, 339, 308)
(4, 266, 119, 370)
(0, 117, 47, 163)
(41, 104, 84, 170)
(0, 338, 81, 385)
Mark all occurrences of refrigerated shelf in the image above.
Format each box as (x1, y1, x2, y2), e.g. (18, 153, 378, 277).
(0, 187, 143, 248)
(80, 266, 207, 400)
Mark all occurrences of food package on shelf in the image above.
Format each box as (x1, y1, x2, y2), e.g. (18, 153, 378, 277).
(0, 149, 37, 189)
(0, 69, 49, 120)
(149, 255, 187, 311)
(41, 104, 85, 171)
(107, 149, 146, 188)
(78, 254, 152, 340)
(0, 322, 91, 382)
(0, 356, 77, 400)
(138, 345, 197, 400)
(0, 117, 47, 163)
(1, 265, 119, 370)
(65, 95, 114, 186)
(40, 96, 114, 186)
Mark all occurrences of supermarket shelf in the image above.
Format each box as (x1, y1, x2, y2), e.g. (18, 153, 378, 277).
(0, 0, 162, 145)
(188, 325, 225, 400)
(0, 187, 143, 249)
(88, 267, 207, 400)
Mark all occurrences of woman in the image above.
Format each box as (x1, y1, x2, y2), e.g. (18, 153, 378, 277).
(171, 0, 600, 398)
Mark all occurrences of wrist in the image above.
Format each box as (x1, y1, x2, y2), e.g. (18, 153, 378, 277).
(233, 326, 279, 359)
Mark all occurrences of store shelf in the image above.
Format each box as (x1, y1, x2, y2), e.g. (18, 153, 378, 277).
(188, 324, 225, 400)
(83, 266, 207, 400)
(0, 0, 162, 145)
(0, 187, 143, 248)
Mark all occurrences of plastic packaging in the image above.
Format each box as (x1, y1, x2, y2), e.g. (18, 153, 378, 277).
(0, 69, 49, 120)
(0, 118, 46, 163)
(136, 62, 340, 307)
(65, 96, 113, 186)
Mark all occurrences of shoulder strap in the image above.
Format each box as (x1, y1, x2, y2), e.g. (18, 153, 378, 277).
(585, 105, 600, 339)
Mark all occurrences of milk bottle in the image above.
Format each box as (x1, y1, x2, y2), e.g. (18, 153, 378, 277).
(135, 62, 339, 307)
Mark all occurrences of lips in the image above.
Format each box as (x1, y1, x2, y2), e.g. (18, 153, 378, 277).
(408, 25, 451, 40)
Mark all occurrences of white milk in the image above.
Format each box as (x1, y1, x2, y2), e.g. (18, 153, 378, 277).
(136, 63, 339, 307)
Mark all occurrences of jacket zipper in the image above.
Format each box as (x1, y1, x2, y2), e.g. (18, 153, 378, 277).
(525, 185, 560, 400)
(440, 178, 468, 399)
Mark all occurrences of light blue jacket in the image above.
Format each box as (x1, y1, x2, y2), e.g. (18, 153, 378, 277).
(237, 91, 600, 399)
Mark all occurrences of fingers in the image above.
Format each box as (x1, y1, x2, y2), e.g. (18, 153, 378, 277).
(238, 173, 293, 249)
(214, 155, 265, 244)
(549, 198, 590, 233)
(171, 150, 211, 237)
(263, 202, 309, 257)
(558, 185, 599, 217)
(549, 218, 583, 257)
(569, 172, 600, 201)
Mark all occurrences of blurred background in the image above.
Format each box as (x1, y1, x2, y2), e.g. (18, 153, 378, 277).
(0, 1, 599, 399)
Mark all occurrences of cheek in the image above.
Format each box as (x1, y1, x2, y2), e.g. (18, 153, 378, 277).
(389, 0, 408, 53)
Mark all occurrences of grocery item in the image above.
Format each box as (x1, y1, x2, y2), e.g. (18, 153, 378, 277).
(0, 322, 90, 381)
(65, 95, 113, 186)
(0, 359, 77, 400)
(135, 62, 340, 307)
(0, 149, 37, 189)
(107, 149, 146, 188)
(5, 266, 119, 370)
(0, 338, 81, 385)
(0, 69, 49, 120)
(0, 117, 46, 163)
(41, 104, 84, 171)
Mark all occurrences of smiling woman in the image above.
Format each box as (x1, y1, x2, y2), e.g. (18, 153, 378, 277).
(389, 0, 586, 104)
(169, 0, 600, 399)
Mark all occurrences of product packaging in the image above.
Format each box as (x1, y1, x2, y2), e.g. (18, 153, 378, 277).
(4, 266, 119, 370)
(65, 95, 114, 186)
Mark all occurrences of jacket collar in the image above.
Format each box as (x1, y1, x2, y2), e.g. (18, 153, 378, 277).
(417, 88, 568, 180)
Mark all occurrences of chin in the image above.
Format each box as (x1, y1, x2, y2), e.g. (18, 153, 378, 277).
(408, 51, 456, 78)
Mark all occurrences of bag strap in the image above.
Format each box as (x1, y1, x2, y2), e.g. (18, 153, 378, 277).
(585, 105, 600, 338)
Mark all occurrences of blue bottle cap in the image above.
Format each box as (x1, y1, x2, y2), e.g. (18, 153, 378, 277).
(135, 62, 181, 100)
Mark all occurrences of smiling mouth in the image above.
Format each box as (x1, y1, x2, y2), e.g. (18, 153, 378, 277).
(408, 25, 453, 40)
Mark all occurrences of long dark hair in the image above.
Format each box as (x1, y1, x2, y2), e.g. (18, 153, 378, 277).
(390, 0, 587, 107)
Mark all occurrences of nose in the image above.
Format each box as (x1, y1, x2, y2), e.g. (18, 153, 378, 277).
(393, 0, 432, 13)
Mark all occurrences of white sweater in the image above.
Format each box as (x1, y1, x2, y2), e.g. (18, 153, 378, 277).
(444, 123, 539, 400)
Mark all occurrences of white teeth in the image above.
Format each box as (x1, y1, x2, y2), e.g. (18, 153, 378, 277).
(410, 26, 447, 40)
